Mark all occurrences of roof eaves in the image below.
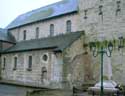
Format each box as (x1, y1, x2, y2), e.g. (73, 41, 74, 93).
(2, 46, 58, 54)
(2, 31, 85, 54)
(0, 40, 16, 44)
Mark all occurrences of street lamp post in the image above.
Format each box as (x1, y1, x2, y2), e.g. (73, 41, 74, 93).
(91, 42, 113, 96)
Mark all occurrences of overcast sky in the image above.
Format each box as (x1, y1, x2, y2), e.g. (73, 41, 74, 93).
(0, 0, 61, 28)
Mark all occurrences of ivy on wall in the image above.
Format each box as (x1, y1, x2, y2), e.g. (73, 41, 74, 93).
(88, 38, 125, 51)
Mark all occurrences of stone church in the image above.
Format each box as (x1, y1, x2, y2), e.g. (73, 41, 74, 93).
(0, 0, 125, 89)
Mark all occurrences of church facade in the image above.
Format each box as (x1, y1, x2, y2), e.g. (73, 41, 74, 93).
(0, 0, 125, 89)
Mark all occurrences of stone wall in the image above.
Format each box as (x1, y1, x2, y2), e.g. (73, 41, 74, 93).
(78, 0, 125, 40)
(2, 42, 14, 51)
(1, 50, 63, 88)
(2, 0, 125, 88)
(78, 0, 125, 85)
(62, 34, 93, 88)
(9, 13, 79, 42)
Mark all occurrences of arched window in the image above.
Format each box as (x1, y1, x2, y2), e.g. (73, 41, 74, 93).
(27, 56, 32, 71)
(50, 24, 54, 36)
(23, 30, 26, 40)
(36, 27, 39, 39)
(2, 57, 6, 70)
(13, 57, 17, 70)
(66, 20, 72, 33)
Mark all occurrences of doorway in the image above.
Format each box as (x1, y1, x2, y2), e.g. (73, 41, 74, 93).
(41, 67, 47, 83)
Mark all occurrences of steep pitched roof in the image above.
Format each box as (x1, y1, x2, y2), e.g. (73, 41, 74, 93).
(2, 31, 84, 53)
(7, 0, 78, 29)
(0, 28, 15, 43)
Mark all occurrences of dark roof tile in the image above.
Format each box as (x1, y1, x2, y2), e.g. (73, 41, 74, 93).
(0, 29, 15, 43)
(7, 0, 78, 29)
(3, 31, 84, 53)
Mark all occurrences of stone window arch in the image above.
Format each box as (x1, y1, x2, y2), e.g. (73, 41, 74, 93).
(66, 20, 72, 33)
(13, 56, 18, 70)
(50, 24, 54, 36)
(27, 55, 32, 71)
(36, 27, 39, 39)
(2, 57, 6, 70)
(23, 30, 26, 40)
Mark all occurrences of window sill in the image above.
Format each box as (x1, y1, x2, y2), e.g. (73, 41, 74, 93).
(13, 68, 17, 71)
(27, 68, 32, 71)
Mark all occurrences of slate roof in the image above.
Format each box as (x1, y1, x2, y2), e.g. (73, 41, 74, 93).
(0, 28, 15, 43)
(3, 31, 84, 53)
(7, 0, 78, 29)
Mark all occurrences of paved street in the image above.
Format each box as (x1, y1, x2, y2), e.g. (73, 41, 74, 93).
(0, 84, 31, 96)
(0, 83, 92, 96)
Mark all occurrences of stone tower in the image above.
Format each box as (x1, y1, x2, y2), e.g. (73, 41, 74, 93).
(77, 0, 99, 35)
(78, 0, 125, 84)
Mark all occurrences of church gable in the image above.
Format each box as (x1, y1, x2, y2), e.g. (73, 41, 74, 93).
(0, 28, 15, 43)
(0, 29, 16, 52)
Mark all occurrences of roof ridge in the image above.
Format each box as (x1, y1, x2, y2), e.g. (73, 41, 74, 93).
(18, 0, 63, 18)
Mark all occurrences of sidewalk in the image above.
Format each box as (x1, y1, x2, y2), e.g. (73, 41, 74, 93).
(73, 92, 91, 96)
(0, 79, 51, 89)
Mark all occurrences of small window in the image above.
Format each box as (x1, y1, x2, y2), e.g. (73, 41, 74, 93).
(27, 56, 32, 71)
(66, 20, 72, 33)
(50, 24, 54, 36)
(23, 30, 26, 40)
(42, 54, 48, 61)
(41, 53, 49, 63)
(99, 5, 103, 21)
(2, 57, 6, 70)
(13, 57, 17, 70)
(84, 10, 88, 19)
(36, 27, 39, 39)
(99, 5, 103, 15)
(116, 1, 121, 16)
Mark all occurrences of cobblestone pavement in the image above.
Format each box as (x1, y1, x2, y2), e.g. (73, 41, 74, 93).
(0, 84, 31, 96)
(0, 84, 92, 96)
(73, 92, 91, 96)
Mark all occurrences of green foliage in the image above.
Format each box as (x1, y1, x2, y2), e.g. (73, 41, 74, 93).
(88, 39, 125, 50)
(96, 41, 100, 49)
(113, 39, 116, 48)
(103, 40, 108, 48)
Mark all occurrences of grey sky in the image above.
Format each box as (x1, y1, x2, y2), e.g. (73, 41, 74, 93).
(0, 0, 61, 28)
